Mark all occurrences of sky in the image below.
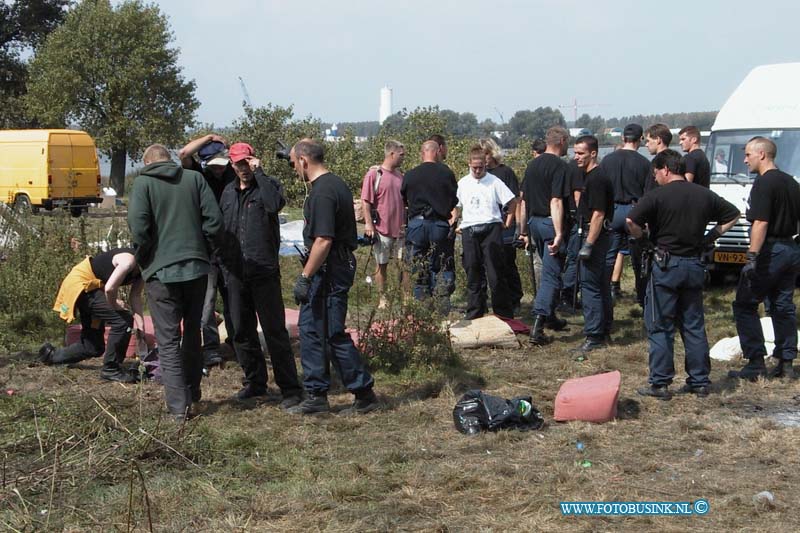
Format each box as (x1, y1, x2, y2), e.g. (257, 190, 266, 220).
(121, 0, 800, 127)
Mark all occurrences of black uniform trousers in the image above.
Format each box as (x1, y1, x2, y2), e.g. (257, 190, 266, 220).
(461, 222, 513, 318)
(644, 255, 710, 387)
(733, 239, 800, 361)
(52, 288, 133, 369)
(226, 273, 302, 396)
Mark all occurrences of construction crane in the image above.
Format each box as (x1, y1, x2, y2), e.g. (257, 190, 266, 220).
(558, 98, 609, 124)
(238, 76, 252, 109)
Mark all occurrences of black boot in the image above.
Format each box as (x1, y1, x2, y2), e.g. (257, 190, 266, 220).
(728, 356, 767, 381)
(611, 281, 622, 300)
(544, 313, 568, 331)
(557, 289, 577, 315)
(767, 358, 797, 380)
(529, 315, 552, 346)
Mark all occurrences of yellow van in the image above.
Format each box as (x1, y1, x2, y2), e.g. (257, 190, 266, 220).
(0, 129, 101, 214)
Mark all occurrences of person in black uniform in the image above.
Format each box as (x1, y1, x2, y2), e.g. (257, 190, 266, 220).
(218, 142, 303, 406)
(678, 126, 711, 188)
(480, 137, 523, 315)
(627, 150, 739, 399)
(289, 139, 378, 415)
(558, 158, 584, 315)
(401, 140, 458, 312)
(729, 137, 800, 380)
(179, 133, 237, 367)
(599, 124, 651, 317)
(573, 136, 614, 354)
(40, 248, 144, 383)
(519, 126, 571, 345)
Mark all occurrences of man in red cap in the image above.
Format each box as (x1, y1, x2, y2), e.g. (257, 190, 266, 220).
(217, 142, 303, 407)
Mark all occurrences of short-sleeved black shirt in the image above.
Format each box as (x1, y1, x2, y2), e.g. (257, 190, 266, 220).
(566, 160, 585, 213)
(489, 164, 519, 215)
(521, 153, 569, 219)
(628, 180, 740, 256)
(488, 164, 520, 196)
(683, 149, 711, 189)
(90, 248, 139, 285)
(747, 168, 800, 237)
(599, 148, 651, 203)
(401, 162, 458, 220)
(188, 159, 237, 204)
(577, 166, 614, 225)
(302, 172, 358, 251)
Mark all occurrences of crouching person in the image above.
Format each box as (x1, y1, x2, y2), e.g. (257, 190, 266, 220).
(41, 248, 144, 383)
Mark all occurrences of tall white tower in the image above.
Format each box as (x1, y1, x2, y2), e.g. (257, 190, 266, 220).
(379, 86, 393, 124)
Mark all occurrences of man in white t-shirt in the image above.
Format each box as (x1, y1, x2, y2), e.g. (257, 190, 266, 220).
(456, 145, 517, 319)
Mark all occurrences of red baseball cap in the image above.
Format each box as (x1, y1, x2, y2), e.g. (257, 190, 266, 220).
(229, 142, 255, 163)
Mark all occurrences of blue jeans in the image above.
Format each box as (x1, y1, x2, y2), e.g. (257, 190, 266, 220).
(733, 240, 800, 361)
(298, 251, 374, 395)
(405, 218, 455, 308)
(580, 230, 612, 338)
(529, 216, 564, 317)
(644, 255, 710, 387)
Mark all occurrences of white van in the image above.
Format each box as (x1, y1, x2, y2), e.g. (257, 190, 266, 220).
(704, 63, 800, 271)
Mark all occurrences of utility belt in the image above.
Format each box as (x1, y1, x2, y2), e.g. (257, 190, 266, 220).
(297, 243, 352, 267)
(412, 205, 448, 222)
(765, 236, 799, 244)
(579, 219, 612, 233)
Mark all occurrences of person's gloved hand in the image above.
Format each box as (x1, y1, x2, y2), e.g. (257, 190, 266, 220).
(293, 273, 312, 305)
(703, 227, 722, 248)
(742, 252, 759, 281)
(578, 242, 593, 261)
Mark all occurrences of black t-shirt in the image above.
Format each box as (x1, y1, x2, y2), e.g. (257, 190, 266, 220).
(747, 168, 800, 237)
(401, 162, 458, 220)
(577, 166, 614, 225)
(599, 148, 651, 203)
(566, 160, 584, 212)
(488, 164, 520, 196)
(189, 159, 236, 204)
(90, 248, 139, 285)
(521, 153, 569, 219)
(683, 149, 711, 189)
(628, 180, 740, 256)
(489, 164, 519, 215)
(302, 172, 358, 251)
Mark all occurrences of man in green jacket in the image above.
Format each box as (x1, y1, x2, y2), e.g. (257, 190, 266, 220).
(128, 144, 222, 421)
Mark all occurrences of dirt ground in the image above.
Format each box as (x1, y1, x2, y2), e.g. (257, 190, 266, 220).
(2, 278, 800, 531)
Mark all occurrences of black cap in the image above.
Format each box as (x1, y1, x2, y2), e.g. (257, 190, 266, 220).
(623, 123, 643, 140)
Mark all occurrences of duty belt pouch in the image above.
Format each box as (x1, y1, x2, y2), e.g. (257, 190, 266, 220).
(654, 249, 670, 270)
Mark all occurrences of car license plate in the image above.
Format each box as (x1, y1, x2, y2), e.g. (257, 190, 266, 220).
(714, 251, 746, 264)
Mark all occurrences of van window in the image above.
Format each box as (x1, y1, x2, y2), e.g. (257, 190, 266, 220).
(707, 129, 800, 183)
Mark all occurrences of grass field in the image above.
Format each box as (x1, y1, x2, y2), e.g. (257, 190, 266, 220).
(1, 216, 800, 531)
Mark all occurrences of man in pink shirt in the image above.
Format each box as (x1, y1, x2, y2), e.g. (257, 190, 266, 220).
(361, 139, 406, 307)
